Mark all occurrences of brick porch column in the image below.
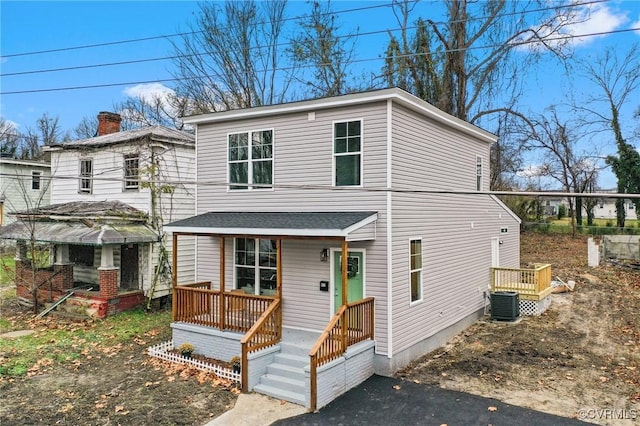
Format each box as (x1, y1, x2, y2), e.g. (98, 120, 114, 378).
(54, 244, 73, 290)
(98, 245, 119, 298)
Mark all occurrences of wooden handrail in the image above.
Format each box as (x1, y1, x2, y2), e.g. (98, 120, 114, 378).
(240, 298, 282, 392)
(491, 264, 552, 299)
(309, 297, 375, 412)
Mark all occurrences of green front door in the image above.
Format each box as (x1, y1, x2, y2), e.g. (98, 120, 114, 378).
(334, 251, 364, 312)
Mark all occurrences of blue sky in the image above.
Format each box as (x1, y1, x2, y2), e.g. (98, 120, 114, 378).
(1, 0, 639, 189)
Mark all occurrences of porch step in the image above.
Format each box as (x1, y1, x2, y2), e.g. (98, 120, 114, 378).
(279, 341, 313, 358)
(259, 373, 305, 394)
(252, 383, 306, 406)
(273, 352, 308, 369)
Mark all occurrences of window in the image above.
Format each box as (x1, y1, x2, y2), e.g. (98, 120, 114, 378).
(228, 130, 273, 190)
(124, 154, 139, 190)
(334, 120, 362, 186)
(234, 238, 277, 295)
(476, 156, 483, 191)
(69, 245, 94, 267)
(79, 159, 93, 193)
(410, 239, 422, 303)
(31, 171, 41, 190)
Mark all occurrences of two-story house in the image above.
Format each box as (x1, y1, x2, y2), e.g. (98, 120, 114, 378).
(0, 112, 195, 316)
(165, 88, 521, 410)
(0, 156, 51, 226)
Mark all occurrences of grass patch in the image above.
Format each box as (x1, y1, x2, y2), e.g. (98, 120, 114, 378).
(0, 255, 15, 286)
(0, 309, 171, 377)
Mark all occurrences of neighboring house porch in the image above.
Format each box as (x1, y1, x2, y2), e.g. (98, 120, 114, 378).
(0, 200, 160, 317)
(166, 211, 378, 411)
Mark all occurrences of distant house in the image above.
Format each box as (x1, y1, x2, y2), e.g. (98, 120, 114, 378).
(0, 157, 51, 226)
(0, 112, 195, 316)
(164, 88, 521, 410)
(543, 192, 636, 221)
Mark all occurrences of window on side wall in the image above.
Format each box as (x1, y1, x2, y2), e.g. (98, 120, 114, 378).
(124, 154, 139, 190)
(234, 238, 278, 296)
(334, 120, 362, 186)
(79, 159, 93, 194)
(476, 155, 482, 191)
(410, 239, 422, 303)
(228, 130, 273, 190)
(31, 171, 41, 190)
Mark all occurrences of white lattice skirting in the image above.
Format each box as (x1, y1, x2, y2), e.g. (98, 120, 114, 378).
(147, 340, 241, 383)
(519, 297, 551, 316)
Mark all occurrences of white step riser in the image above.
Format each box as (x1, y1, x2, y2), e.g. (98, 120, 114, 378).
(279, 342, 312, 358)
(273, 353, 308, 369)
(252, 384, 306, 406)
(260, 374, 305, 394)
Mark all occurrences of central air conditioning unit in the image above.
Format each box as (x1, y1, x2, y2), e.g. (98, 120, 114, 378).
(490, 291, 520, 321)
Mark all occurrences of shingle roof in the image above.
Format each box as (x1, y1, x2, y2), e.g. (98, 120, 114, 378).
(47, 126, 194, 150)
(11, 200, 148, 221)
(165, 211, 378, 238)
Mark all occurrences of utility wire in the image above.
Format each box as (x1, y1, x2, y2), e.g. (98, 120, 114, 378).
(2, 25, 637, 96)
(0, 0, 609, 77)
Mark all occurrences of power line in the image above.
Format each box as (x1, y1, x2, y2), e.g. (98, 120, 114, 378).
(2, 26, 637, 96)
(0, 0, 609, 78)
(0, 1, 404, 59)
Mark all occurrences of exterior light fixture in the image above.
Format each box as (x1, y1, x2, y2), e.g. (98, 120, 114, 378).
(320, 248, 329, 262)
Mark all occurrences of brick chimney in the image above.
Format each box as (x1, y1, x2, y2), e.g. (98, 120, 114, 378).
(97, 111, 122, 136)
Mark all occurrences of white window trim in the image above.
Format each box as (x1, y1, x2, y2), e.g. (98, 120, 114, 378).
(476, 155, 483, 191)
(31, 171, 41, 191)
(332, 118, 364, 188)
(123, 154, 140, 191)
(232, 237, 277, 296)
(409, 237, 423, 305)
(79, 158, 93, 194)
(226, 128, 275, 192)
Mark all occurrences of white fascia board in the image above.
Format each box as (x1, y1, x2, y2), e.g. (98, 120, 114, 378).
(164, 225, 346, 237)
(490, 194, 522, 223)
(342, 213, 378, 235)
(0, 159, 51, 168)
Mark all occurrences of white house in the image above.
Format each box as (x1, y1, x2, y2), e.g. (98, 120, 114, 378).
(165, 88, 522, 410)
(0, 112, 195, 316)
(0, 157, 51, 226)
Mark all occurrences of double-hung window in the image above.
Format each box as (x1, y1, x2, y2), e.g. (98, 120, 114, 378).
(228, 130, 273, 190)
(124, 154, 139, 190)
(334, 120, 362, 186)
(234, 238, 278, 295)
(79, 159, 93, 194)
(31, 171, 41, 190)
(410, 239, 423, 303)
(476, 155, 483, 191)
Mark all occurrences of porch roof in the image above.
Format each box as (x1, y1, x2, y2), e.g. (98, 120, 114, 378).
(164, 211, 378, 240)
(0, 221, 159, 245)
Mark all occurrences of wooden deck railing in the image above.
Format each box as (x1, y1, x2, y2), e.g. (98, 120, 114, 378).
(173, 284, 275, 331)
(309, 297, 375, 412)
(491, 263, 552, 300)
(240, 298, 282, 392)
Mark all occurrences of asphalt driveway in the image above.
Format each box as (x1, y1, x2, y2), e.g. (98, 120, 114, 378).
(274, 375, 590, 426)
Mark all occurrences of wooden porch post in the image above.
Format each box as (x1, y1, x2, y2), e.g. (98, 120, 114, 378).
(171, 233, 178, 321)
(341, 240, 348, 350)
(276, 239, 282, 299)
(220, 236, 226, 330)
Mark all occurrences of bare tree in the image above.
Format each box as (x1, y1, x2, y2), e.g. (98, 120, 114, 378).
(575, 44, 640, 227)
(290, 0, 360, 97)
(115, 92, 192, 131)
(0, 118, 20, 157)
(171, 0, 292, 113)
(519, 107, 601, 235)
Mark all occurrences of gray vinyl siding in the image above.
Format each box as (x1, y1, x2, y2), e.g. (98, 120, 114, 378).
(389, 193, 519, 355)
(390, 103, 491, 192)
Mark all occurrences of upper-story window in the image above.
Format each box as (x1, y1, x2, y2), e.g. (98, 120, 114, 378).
(228, 130, 273, 190)
(124, 154, 139, 190)
(79, 159, 93, 194)
(334, 120, 362, 186)
(476, 155, 483, 191)
(31, 171, 41, 190)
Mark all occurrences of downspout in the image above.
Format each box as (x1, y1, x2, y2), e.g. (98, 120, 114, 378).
(386, 99, 393, 359)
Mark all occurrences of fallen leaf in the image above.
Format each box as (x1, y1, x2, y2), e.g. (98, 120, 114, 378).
(115, 405, 124, 413)
(392, 385, 401, 390)
(488, 406, 498, 412)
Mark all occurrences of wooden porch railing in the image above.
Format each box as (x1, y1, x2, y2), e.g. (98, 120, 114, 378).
(309, 297, 374, 412)
(240, 298, 282, 392)
(490, 263, 552, 300)
(173, 284, 275, 332)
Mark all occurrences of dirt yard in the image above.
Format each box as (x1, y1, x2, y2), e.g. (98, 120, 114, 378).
(1, 233, 638, 425)
(398, 233, 640, 425)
